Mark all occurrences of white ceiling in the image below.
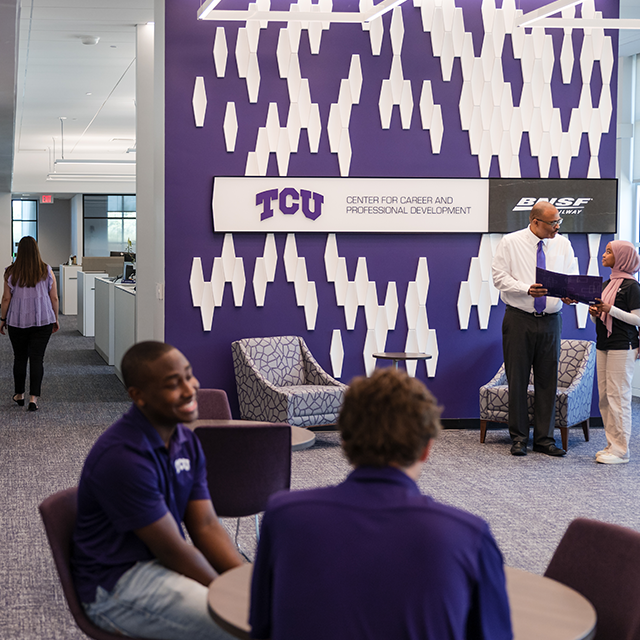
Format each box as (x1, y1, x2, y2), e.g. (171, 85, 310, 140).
(8, 0, 154, 197)
(2, 0, 640, 198)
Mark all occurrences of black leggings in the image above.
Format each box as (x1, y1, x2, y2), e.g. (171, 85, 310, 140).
(7, 324, 54, 397)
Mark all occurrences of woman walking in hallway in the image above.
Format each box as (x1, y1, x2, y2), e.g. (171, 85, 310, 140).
(0, 236, 59, 411)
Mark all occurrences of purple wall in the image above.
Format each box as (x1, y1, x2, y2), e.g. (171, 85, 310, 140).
(165, 0, 618, 419)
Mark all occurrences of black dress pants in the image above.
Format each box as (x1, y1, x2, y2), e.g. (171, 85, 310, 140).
(502, 306, 561, 446)
(7, 323, 54, 397)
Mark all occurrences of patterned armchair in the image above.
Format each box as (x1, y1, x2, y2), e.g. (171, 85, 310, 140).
(232, 336, 347, 428)
(479, 339, 596, 450)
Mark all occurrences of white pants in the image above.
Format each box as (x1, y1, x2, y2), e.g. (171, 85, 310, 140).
(596, 348, 637, 459)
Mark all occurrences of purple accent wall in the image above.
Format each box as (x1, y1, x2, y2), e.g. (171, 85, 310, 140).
(165, 0, 618, 419)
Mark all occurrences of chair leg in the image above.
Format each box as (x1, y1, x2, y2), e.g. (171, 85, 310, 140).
(560, 427, 568, 452)
(255, 513, 260, 542)
(582, 419, 590, 442)
(480, 420, 487, 443)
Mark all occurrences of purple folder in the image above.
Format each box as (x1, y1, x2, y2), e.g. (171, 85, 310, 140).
(535, 267, 602, 305)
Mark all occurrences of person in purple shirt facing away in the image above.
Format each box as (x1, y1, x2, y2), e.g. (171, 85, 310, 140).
(250, 368, 513, 640)
(71, 341, 243, 640)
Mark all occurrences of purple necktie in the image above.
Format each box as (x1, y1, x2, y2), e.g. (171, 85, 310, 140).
(535, 240, 546, 314)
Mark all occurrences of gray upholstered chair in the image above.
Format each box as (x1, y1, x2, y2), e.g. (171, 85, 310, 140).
(232, 336, 347, 427)
(479, 339, 596, 450)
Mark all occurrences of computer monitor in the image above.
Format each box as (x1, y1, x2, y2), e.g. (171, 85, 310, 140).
(123, 263, 136, 283)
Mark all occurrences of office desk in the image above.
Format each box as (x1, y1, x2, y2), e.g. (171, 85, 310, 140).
(207, 564, 596, 640)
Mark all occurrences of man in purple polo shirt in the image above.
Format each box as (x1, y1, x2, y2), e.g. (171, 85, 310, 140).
(250, 368, 513, 640)
(72, 341, 243, 639)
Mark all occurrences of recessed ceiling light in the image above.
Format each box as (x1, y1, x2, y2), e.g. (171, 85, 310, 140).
(81, 35, 100, 45)
(86, 92, 92, 96)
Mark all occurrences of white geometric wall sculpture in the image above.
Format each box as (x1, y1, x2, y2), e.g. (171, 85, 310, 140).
(322, 234, 432, 376)
(327, 55, 362, 176)
(198, 2, 615, 179)
(213, 27, 228, 77)
(192, 76, 207, 127)
(378, 7, 413, 130)
(403, 257, 437, 377)
(330, 329, 344, 378)
(282, 234, 319, 330)
(458, 234, 502, 330)
(574, 233, 603, 329)
(223, 103, 238, 152)
(253, 233, 278, 307)
(188, 234, 247, 331)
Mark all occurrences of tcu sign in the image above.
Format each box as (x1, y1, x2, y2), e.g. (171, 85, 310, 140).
(256, 188, 324, 221)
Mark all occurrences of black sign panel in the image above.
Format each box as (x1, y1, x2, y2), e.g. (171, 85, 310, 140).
(488, 179, 617, 233)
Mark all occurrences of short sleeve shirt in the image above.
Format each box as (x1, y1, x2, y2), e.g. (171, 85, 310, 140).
(6, 265, 56, 327)
(250, 467, 512, 640)
(71, 404, 211, 603)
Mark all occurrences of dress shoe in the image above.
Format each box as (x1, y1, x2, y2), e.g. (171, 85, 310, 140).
(596, 453, 629, 465)
(510, 442, 527, 456)
(532, 444, 566, 457)
(27, 401, 38, 412)
(12, 394, 25, 407)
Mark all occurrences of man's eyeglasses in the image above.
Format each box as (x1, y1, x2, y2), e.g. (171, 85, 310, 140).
(535, 218, 563, 227)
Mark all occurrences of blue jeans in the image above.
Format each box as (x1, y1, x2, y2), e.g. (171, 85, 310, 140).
(83, 560, 236, 640)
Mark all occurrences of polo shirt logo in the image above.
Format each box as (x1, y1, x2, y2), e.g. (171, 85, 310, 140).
(175, 458, 191, 473)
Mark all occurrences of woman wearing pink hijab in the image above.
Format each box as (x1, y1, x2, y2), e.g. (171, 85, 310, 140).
(589, 240, 640, 464)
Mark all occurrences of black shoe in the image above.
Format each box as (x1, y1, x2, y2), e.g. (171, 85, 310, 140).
(27, 402, 38, 412)
(12, 394, 25, 407)
(510, 442, 527, 456)
(533, 444, 566, 457)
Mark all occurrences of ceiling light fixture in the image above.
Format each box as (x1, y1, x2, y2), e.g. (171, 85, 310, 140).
(197, 0, 224, 20)
(47, 173, 136, 182)
(197, 0, 409, 23)
(364, 0, 407, 22)
(81, 35, 100, 45)
(516, 0, 582, 27)
(54, 159, 136, 166)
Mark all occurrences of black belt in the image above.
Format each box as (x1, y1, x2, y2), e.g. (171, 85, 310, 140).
(506, 305, 560, 318)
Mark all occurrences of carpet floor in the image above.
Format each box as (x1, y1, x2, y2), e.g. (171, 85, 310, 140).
(1, 316, 638, 639)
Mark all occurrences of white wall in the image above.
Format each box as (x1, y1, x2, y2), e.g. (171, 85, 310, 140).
(135, 5, 165, 342)
(0, 193, 11, 268)
(70, 194, 83, 265)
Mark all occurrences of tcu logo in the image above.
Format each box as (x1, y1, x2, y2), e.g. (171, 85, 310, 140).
(256, 188, 324, 221)
(174, 458, 190, 473)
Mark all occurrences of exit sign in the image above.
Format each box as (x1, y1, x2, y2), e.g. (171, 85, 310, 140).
(40, 195, 54, 204)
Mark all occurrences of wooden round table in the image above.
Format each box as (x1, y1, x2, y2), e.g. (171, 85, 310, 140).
(208, 564, 597, 640)
(190, 419, 316, 451)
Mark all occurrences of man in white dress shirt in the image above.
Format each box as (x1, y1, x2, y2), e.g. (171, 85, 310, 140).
(492, 201, 576, 457)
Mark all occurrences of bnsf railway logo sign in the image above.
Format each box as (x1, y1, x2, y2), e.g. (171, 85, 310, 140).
(512, 197, 593, 215)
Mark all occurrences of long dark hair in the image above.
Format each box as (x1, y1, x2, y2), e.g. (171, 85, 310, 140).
(5, 237, 48, 288)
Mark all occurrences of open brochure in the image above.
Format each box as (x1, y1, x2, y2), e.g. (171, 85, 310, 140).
(535, 267, 602, 305)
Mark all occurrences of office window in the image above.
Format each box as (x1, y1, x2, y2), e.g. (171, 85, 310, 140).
(11, 199, 38, 257)
(84, 195, 136, 257)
